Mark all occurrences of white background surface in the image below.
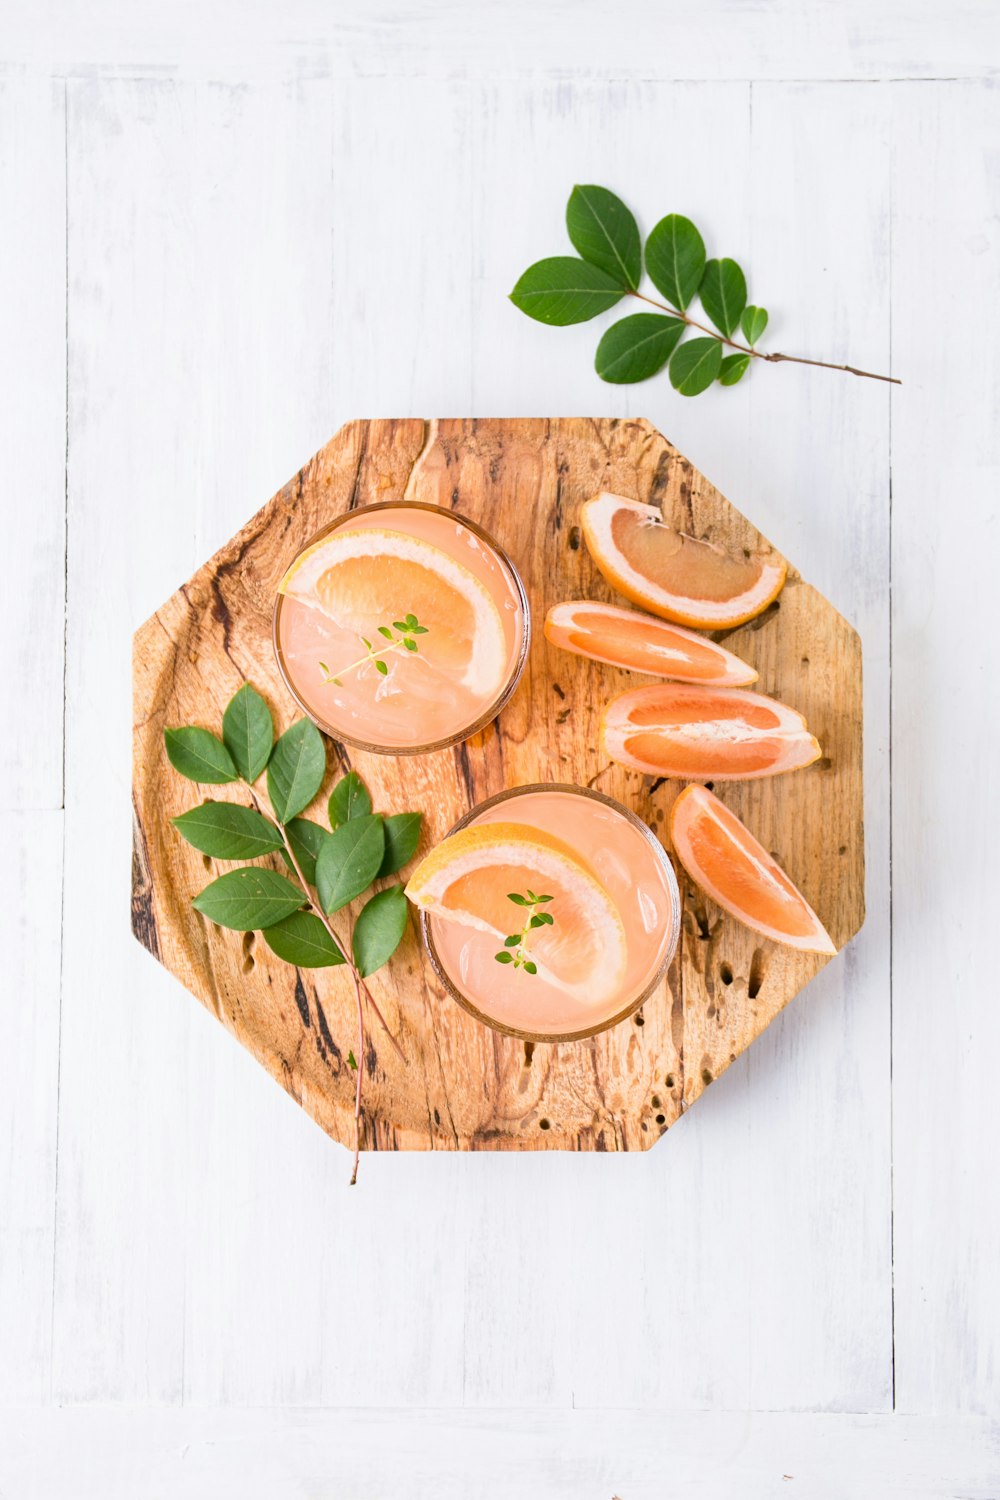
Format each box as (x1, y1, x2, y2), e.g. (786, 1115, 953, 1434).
(1, 2, 998, 1496)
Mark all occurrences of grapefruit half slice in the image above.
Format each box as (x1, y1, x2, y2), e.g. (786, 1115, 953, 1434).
(405, 822, 627, 1002)
(279, 526, 508, 695)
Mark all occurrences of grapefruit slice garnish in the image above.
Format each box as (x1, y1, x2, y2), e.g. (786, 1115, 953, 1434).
(603, 683, 821, 781)
(279, 526, 508, 695)
(581, 492, 786, 628)
(405, 822, 628, 1003)
(545, 599, 757, 686)
(670, 785, 835, 954)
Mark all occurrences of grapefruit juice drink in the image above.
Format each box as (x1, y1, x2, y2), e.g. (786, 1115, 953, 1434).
(407, 785, 681, 1041)
(274, 503, 528, 752)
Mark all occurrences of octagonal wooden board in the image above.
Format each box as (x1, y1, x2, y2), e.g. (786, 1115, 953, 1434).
(132, 417, 864, 1155)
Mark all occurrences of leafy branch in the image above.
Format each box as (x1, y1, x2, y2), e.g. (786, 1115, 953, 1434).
(165, 684, 423, 1185)
(510, 184, 898, 395)
(494, 890, 555, 975)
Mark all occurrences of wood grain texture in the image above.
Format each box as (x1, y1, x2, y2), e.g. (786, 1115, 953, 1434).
(132, 416, 864, 1155)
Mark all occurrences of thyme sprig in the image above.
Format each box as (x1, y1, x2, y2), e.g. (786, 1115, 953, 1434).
(494, 890, 555, 976)
(320, 613, 428, 687)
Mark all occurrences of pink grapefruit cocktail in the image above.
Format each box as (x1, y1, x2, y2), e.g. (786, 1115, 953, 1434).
(273, 502, 528, 753)
(407, 784, 680, 1042)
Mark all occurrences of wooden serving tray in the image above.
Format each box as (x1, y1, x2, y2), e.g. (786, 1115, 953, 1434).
(132, 418, 864, 1154)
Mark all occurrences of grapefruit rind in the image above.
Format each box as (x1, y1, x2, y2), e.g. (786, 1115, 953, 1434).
(581, 492, 787, 629)
(669, 785, 836, 955)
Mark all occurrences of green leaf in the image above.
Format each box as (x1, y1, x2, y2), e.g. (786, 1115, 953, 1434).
(378, 625, 394, 639)
(352, 885, 409, 977)
(347, 1050, 358, 1070)
(523, 961, 538, 975)
(741, 304, 768, 344)
(507, 893, 528, 906)
(669, 336, 723, 397)
(509, 257, 626, 326)
(565, 184, 641, 291)
(378, 811, 423, 877)
(645, 215, 706, 311)
(262, 911, 345, 968)
(594, 313, 686, 384)
(222, 683, 273, 784)
(192, 867, 305, 931)
(267, 718, 326, 823)
(699, 258, 747, 338)
(172, 801, 283, 860)
(495, 951, 514, 964)
(282, 818, 331, 886)
(328, 771, 373, 828)
(719, 352, 751, 386)
(316, 813, 385, 913)
(164, 727, 238, 785)
(504, 934, 521, 947)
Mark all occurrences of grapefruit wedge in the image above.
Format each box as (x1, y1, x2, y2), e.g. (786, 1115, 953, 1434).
(405, 822, 627, 1003)
(670, 785, 835, 954)
(581, 492, 786, 629)
(279, 526, 508, 695)
(603, 683, 821, 781)
(545, 600, 756, 686)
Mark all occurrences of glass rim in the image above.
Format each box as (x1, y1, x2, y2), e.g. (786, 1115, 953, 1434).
(420, 781, 682, 1044)
(271, 500, 531, 755)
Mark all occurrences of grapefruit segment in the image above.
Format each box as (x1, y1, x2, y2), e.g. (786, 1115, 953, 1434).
(581, 492, 786, 628)
(670, 785, 835, 954)
(404, 822, 627, 1003)
(279, 526, 508, 695)
(544, 599, 756, 686)
(603, 683, 821, 781)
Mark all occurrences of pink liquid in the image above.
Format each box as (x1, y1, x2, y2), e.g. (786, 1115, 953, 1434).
(427, 789, 680, 1039)
(274, 505, 526, 750)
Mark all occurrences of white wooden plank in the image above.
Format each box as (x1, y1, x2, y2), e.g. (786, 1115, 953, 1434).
(5, 0, 999, 83)
(0, 812, 63, 1405)
(52, 75, 341, 1403)
(0, 77, 66, 809)
(2, 1407, 998, 1500)
(890, 79, 1000, 1417)
(735, 80, 893, 1409)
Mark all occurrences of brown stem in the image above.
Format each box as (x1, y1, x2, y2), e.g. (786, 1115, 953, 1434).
(349, 967, 365, 1186)
(627, 288, 900, 386)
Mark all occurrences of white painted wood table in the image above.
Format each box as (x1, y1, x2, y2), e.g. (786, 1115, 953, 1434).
(2, 3, 998, 1495)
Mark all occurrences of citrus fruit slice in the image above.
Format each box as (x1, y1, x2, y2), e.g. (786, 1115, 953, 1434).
(544, 599, 757, 686)
(603, 683, 821, 781)
(670, 785, 835, 954)
(405, 821, 628, 1003)
(279, 526, 508, 695)
(581, 492, 786, 628)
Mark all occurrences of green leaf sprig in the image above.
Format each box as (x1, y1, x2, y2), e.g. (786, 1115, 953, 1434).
(165, 684, 423, 1185)
(320, 614, 428, 687)
(494, 890, 555, 976)
(510, 184, 898, 394)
